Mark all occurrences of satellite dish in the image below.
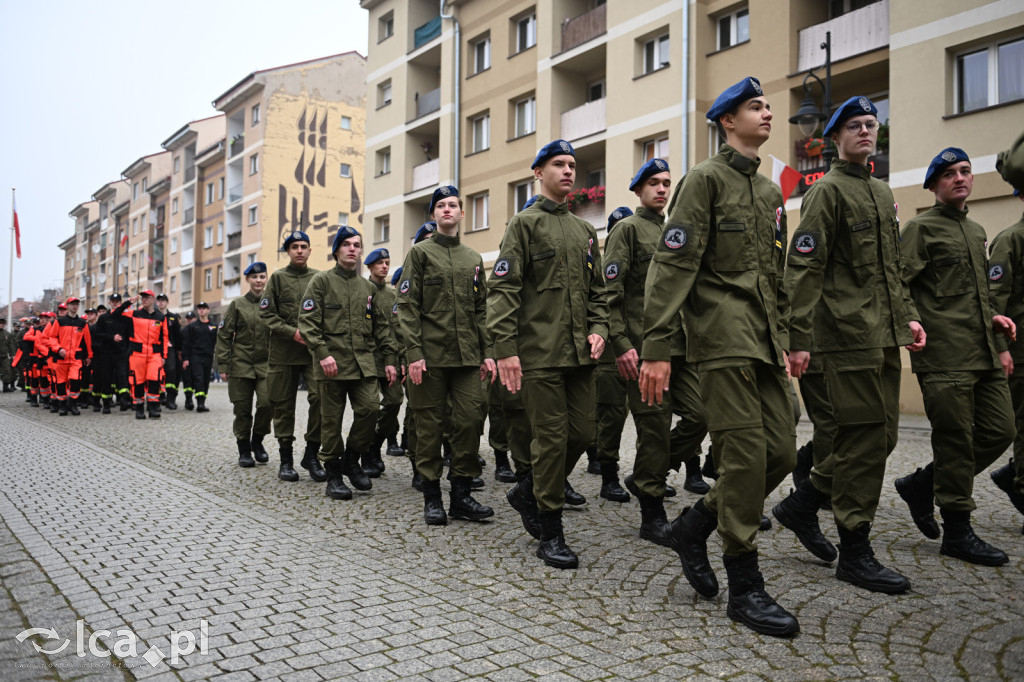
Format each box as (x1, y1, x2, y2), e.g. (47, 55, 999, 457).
(120, 257, 129, 268)
(92, 243, 100, 254)
(98, 273, 107, 284)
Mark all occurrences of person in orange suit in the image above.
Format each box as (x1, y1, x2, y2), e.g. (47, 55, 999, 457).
(42, 296, 92, 416)
(115, 290, 168, 419)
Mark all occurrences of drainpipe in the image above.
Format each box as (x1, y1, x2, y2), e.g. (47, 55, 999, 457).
(680, 1, 689, 172)
(440, 0, 460, 187)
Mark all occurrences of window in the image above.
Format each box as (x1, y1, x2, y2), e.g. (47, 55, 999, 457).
(204, 226, 213, 249)
(955, 37, 1024, 113)
(375, 215, 390, 243)
(514, 180, 533, 213)
(379, 11, 394, 41)
(248, 205, 258, 225)
(170, 275, 177, 294)
(247, 253, 256, 267)
(251, 104, 260, 126)
(471, 113, 490, 153)
(514, 96, 536, 138)
(206, 182, 214, 205)
(217, 222, 224, 245)
(717, 8, 749, 50)
(470, 193, 489, 231)
(131, 254, 137, 271)
(378, 80, 392, 108)
(708, 120, 724, 156)
(204, 268, 212, 291)
(174, 157, 181, 174)
(376, 147, 391, 176)
(472, 35, 491, 74)
(170, 236, 178, 254)
(338, 211, 349, 226)
(249, 153, 259, 175)
(172, 197, 179, 214)
(340, 163, 352, 178)
(643, 136, 670, 162)
(642, 33, 670, 74)
(218, 177, 224, 199)
(588, 80, 606, 102)
(217, 265, 223, 288)
(340, 115, 352, 130)
(132, 217, 138, 235)
(587, 169, 606, 187)
(132, 183, 139, 200)
(142, 178, 148, 193)
(515, 12, 536, 53)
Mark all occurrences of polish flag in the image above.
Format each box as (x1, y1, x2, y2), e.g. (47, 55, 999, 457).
(12, 196, 21, 258)
(770, 155, 802, 203)
(120, 232, 129, 248)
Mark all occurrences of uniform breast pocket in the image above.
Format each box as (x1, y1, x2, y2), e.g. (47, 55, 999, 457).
(848, 220, 879, 267)
(530, 249, 565, 291)
(932, 255, 974, 297)
(324, 303, 347, 332)
(714, 222, 754, 273)
(422, 277, 451, 313)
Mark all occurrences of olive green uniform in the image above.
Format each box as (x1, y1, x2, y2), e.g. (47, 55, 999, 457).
(398, 232, 491, 482)
(902, 202, 1015, 511)
(989, 211, 1024, 494)
(0, 328, 14, 385)
(786, 159, 918, 532)
(298, 264, 397, 463)
(641, 145, 793, 557)
(487, 197, 610, 512)
(216, 291, 273, 442)
(594, 344, 627, 467)
(606, 206, 706, 497)
(371, 279, 404, 442)
(796, 353, 835, 472)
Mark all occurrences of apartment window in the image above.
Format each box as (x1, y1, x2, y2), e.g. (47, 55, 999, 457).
(514, 180, 533, 213)
(217, 222, 224, 245)
(172, 197, 179, 214)
(170, 275, 177, 294)
(132, 217, 138, 235)
(132, 183, 139, 200)
(338, 212, 349, 226)
(204, 226, 214, 249)
(588, 80, 606, 102)
(471, 35, 491, 74)
(642, 33, 670, 74)
(708, 120, 724, 156)
(469, 193, 489, 231)
(248, 205, 258, 225)
(142, 178, 148, 193)
(174, 156, 181, 174)
(204, 268, 212, 291)
(217, 265, 223, 288)
(642, 135, 670, 162)
(379, 11, 394, 42)
(375, 215, 390, 243)
(340, 115, 352, 130)
(249, 153, 259, 175)
(378, 80, 392, 108)
(251, 104, 260, 126)
(717, 8, 749, 51)
(376, 147, 391, 176)
(170, 236, 178, 254)
(471, 113, 490, 153)
(956, 37, 1024, 113)
(587, 169, 606, 187)
(247, 253, 256, 267)
(340, 163, 352, 178)
(514, 95, 536, 138)
(515, 12, 536, 54)
(131, 254, 137, 271)
(205, 182, 214, 205)
(218, 177, 224, 199)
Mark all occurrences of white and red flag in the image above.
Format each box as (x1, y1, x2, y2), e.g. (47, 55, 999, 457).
(770, 155, 802, 203)
(12, 194, 22, 258)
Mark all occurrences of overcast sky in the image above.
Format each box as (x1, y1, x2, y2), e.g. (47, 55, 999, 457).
(0, 0, 369, 308)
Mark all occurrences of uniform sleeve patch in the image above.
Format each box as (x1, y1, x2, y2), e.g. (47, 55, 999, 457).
(604, 262, 620, 280)
(793, 232, 817, 255)
(218, 321, 224, 328)
(301, 298, 316, 312)
(493, 258, 512, 277)
(989, 263, 1005, 281)
(259, 297, 269, 310)
(399, 279, 411, 294)
(662, 226, 687, 250)
(392, 303, 398, 315)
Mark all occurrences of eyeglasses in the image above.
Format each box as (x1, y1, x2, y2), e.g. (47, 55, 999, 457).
(844, 120, 879, 133)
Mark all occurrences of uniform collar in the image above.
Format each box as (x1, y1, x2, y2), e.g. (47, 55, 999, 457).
(369, 278, 386, 291)
(719, 144, 761, 176)
(433, 231, 461, 247)
(538, 196, 569, 215)
(333, 264, 358, 279)
(244, 291, 261, 302)
(635, 206, 665, 224)
(285, 263, 309, 274)
(935, 201, 969, 219)
(832, 158, 872, 180)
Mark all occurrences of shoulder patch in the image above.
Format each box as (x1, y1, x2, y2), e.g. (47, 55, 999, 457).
(989, 263, 1005, 281)
(662, 225, 687, 250)
(493, 258, 512, 277)
(259, 297, 269, 310)
(218, 321, 224, 328)
(793, 232, 817, 255)
(392, 303, 398, 315)
(604, 262, 620, 280)
(399, 279, 411, 294)
(302, 298, 316, 312)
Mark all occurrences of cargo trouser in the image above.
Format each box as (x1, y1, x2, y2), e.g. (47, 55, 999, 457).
(189, 355, 213, 400)
(409, 366, 483, 482)
(498, 380, 533, 475)
(267, 363, 322, 445)
(700, 359, 795, 556)
(595, 363, 627, 466)
(229, 374, 273, 442)
(1006, 372, 1024, 494)
(376, 374, 403, 439)
(487, 379, 508, 454)
(317, 376, 378, 463)
(797, 359, 835, 469)
(919, 368, 1015, 512)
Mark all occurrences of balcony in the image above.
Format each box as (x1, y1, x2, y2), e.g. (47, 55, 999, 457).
(229, 134, 245, 158)
(228, 184, 243, 205)
(183, 207, 194, 225)
(798, 0, 889, 72)
(561, 3, 606, 54)
(184, 166, 196, 183)
(227, 231, 242, 252)
(411, 158, 439, 192)
(414, 15, 441, 49)
(180, 248, 194, 267)
(151, 223, 164, 241)
(223, 279, 242, 299)
(416, 87, 441, 119)
(180, 290, 191, 307)
(561, 99, 606, 141)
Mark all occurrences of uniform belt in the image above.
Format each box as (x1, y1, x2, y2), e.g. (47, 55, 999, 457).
(130, 342, 162, 353)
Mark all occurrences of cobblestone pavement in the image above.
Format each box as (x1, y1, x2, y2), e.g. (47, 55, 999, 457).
(1, 383, 1022, 681)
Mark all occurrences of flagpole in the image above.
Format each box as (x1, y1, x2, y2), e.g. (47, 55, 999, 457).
(8, 188, 14, 327)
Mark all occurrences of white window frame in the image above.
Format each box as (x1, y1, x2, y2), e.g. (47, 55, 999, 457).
(217, 265, 223, 288)
(338, 212, 349, 226)
(141, 178, 148, 193)
(472, 35, 491, 74)
(376, 147, 391, 177)
(642, 33, 670, 74)
(249, 153, 259, 175)
(376, 215, 390, 243)
(174, 157, 181, 174)
(218, 177, 224, 200)
(340, 163, 352, 178)
(469, 193, 489, 231)
(205, 268, 212, 291)
(379, 11, 394, 42)
(251, 103, 260, 126)
(514, 180, 533, 213)
(132, 183, 139, 200)
(205, 182, 214, 205)
(954, 36, 1024, 113)
(204, 226, 213, 249)
(471, 113, 490, 153)
(170, 236, 178, 254)
(717, 8, 749, 51)
(170, 275, 177, 293)
(217, 221, 224, 245)
(172, 197, 179, 214)
(247, 253, 256, 267)
(132, 217, 138, 235)
(378, 80, 392, 108)
(340, 115, 352, 130)
(514, 95, 536, 138)
(248, 205, 258, 225)
(515, 12, 536, 53)
(643, 135, 670, 163)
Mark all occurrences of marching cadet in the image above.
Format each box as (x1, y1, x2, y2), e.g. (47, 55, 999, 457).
(639, 78, 796, 636)
(0, 318, 14, 392)
(364, 247, 402, 476)
(780, 96, 926, 595)
(82, 307, 99, 410)
(181, 311, 196, 409)
(397, 185, 496, 526)
(156, 294, 183, 410)
(217, 262, 273, 468)
(261, 231, 325, 483)
(183, 302, 217, 413)
(43, 296, 92, 416)
(488, 139, 610, 569)
(12, 316, 44, 405)
(891, 147, 1014, 566)
(298, 226, 398, 500)
(115, 291, 169, 419)
(93, 293, 131, 413)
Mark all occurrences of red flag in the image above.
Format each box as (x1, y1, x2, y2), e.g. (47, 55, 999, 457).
(771, 155, 802, 203)
(12, 195, 21, 259)
(120, 232, 129, 248)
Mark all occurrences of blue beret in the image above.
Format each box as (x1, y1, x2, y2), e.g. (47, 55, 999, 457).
(391, 266, 403, 286)
(923, 147, 971, 189)
(413, 221, 436, 244)
(823, 95, 877, 137)
(521, 195, 539, 211)
(707, 77, 764, 122)
(243, 262, 267, 276)
(364, 248, 390, 265)
(330, 225, 361, 255)
(428, 185, 460, 216)
(531, 139, 575, 169)
(282, 230, 310, 250)
(629, 158, 670, 191)
(607, 207, 633, 232)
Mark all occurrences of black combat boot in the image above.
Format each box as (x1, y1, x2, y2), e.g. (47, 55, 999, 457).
(386, 433, 405, 456)
(184, 393, 194, 411)
(835, 523, 910, 593)
(724, 552, 800, 637)
(536, 510, 578, 569)
(135, 403, 146, 420)
(92, 395, 101, 412)
(69, 398, 81, 416)
(299, 441, 327, 482)
(792, 441, 813, 489)
(278, 442, 299, 482)
(324, 459, 353, 500)
(102, 397, 112, 414)
(58, 399, 68, 416)
(361, 449, 383, 478)
(147, 401, 161, 419)
(771, 479, 837, 562)
(410, 457, 424, 492)
(990, 459, 1024, 516)
(664, 483, 677, 498)
(196, 396, 209, 413)
(564, 480, 586, 506)
(250, 436, 269, 464)
(894, 463, 940, 539)
(665, 500, 719, 598)
(702, 451, 718, 480)
(165, 389, 178, 410)
(507, 470, 541, 539)
(624, 475, 670, 547)
(119, 393, 130, 411)
(683, 456, 710, 494)
(939, 508, 1008, 566)
(493, 450, 516, 483)
(50, 398, 59, 413)
(344, 449, 372, 491)
(28, 393, 38, 407)
(599, 462, 630, 502)
(585, 445, 601, 475)
(237, 439, 255, 468)
(422, 479, 447, 525)
(449, 477, 494, 521)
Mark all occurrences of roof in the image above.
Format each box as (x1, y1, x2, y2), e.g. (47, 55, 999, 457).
(212, 51, 365, 110)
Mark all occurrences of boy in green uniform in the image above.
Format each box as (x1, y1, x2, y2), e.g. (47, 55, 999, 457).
(639, 77, 797, 636)
(364, 247, 402, 477)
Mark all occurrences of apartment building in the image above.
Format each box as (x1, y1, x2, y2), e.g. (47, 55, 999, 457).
(91, 180, 131, 301)
(119, 152, 173, 297)
(63, 201, 98, 301)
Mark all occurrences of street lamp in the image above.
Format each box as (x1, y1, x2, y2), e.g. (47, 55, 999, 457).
(790, 31, 833, 164)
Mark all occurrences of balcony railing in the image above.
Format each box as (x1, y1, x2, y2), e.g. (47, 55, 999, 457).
(180, 290, 191, 307)
(183, 207, 194, 225)
(180, 248, 194, 267)
(416, 87, 441, 119)
(561, 99, 606, 141)
(229, 135, 245, 158)
(561, 3, 606, 53)
(184, 166, 196, 183)
(798, 0, 889, 72)
(411, 158, 439, 192)
(414, 15, 441, 49)
(227, 232, 242, 251)
(228, 184, 243, 205)
(223, 281, 242, 299)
